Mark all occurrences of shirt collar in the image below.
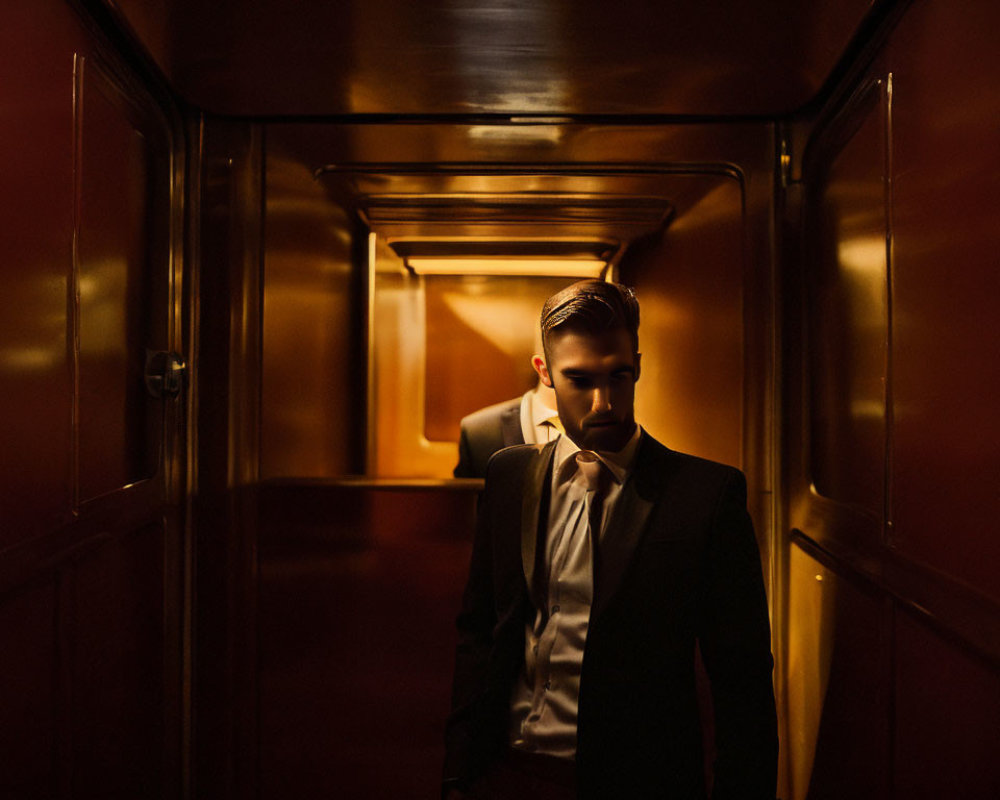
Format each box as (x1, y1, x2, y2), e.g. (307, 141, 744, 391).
(529, 386, 560, 428)
(553, 424, 642, 487)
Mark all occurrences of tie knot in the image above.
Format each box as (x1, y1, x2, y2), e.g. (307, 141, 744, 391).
(575, 450, 607, 493)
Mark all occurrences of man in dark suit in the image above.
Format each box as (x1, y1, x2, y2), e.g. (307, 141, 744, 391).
(454, 382, 561, 479)
(453, 396, 523, 478)
(444, 280, 777, 799)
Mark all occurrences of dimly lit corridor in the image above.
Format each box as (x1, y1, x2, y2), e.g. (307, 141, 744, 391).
(2, 1, 999, 798)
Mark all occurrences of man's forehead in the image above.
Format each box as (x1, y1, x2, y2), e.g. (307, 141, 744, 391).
(548, 329, 637, 371)
(547, 326, 635, 356)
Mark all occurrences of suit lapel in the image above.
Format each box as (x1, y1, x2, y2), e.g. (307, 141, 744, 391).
(520, 441, 556, 605)
(501, 402, 524, 446)
(592, 433, 668, 618)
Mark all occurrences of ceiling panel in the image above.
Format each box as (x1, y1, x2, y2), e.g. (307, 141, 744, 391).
(114, 0, 878, 118)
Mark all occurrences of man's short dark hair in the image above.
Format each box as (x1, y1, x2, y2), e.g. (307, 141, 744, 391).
(540, 279, 640, 359)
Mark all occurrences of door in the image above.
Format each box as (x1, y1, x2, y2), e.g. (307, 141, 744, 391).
(0, 7, 187, 796)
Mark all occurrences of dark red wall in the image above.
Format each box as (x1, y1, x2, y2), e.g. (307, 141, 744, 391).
(0, 1, 185, 796)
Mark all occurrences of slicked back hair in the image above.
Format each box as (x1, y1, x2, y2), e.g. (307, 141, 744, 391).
(540, 279, 640, 361)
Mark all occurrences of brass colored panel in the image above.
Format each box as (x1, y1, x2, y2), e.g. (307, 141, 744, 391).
(371, 239, 577, 478)
(625, 176, 744, 467)
(423, 274, 571, 443)
(786, 541, 890, 800)
(261, 147, 360, 478)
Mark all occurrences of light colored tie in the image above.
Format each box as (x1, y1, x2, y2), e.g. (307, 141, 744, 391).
(575, 450, 606, 491)
(575, 450, 610, 551)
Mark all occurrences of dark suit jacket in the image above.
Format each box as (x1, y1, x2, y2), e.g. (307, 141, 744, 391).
(444, 432, 778, 799)
(453, 396, 525, 478)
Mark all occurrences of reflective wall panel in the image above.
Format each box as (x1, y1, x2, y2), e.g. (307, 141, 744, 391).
(624, 175, 745, 468)
(76, 61, 166, 502)
(423, 274, 568, 444)
(371, 250, 576, 478)
(0, 3, 185, 796)
(886, 0, 1000, 604)
(805, 81, 888, 525)
(261, 137, 363, 478)
(788, 0, 1000, 795)
(0, 0, 79, 543)
(786, 542, 890, 800)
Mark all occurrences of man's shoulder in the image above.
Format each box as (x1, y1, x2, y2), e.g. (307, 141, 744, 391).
(479, 440, 553, 492)
(459, 396, 521, 431)
(634, 434, 745, 493)
(486, 440, 550, 472)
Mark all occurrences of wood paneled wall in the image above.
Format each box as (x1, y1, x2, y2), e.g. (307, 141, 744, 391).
(0, 1, 186, 796)
(784, 2, 1000, 796)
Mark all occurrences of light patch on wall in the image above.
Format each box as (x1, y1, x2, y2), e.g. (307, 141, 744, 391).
(439, 291, 540, 358)
(0, 347, 60, 370)
(79, 258, 129, 355)
(786, 546, 838, 800)
(837, 234, 886, 276)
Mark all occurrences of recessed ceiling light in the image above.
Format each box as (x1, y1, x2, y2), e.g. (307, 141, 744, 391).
(405, 257, 606, 278)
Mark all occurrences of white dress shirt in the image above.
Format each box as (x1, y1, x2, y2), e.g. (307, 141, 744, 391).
(509, 426, 642, 758)
(519, 386, 562, 445)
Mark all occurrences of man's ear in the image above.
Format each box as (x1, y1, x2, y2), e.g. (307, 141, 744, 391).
(634, 352, 642, 382)
(532, 354, 553, 388)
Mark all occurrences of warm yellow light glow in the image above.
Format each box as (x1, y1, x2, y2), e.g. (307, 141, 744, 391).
(788, 547, 838, 800)
(439, 292, 539, 358)
(0, 346, 61, 371)
(837, 235, 885, 276)
(467, 125, 563, 146)
(406, 258, 606, 278)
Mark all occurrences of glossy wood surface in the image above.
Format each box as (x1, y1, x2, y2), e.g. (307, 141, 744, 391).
(886, 0, 1000, 604)
(4, 1, 998, 798)
(786, 0, 1000, 795)
(261, 135, 365, 478)
(190, 119, 263, 799)
(114, 0, 875, 117)
(0, 1, 78, 543)
(257, 483, 478, 798)
(0, 1, 187, 797)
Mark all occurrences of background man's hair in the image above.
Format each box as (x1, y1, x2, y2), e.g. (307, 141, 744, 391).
(540, 279, 640, 357)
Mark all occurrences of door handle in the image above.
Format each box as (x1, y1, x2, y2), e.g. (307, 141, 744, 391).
(144, 350, 187, 399)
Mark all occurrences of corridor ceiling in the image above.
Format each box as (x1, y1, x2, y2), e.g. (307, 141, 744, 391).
(113, 0, 880, 118)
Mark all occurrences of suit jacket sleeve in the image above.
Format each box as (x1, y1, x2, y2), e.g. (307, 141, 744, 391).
(443, 457, 501, 788)
(453, 425, 478, 478)
(699, 469, 779, 800)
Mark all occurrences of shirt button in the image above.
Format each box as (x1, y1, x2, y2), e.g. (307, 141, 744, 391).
(532, 644, 539, 654)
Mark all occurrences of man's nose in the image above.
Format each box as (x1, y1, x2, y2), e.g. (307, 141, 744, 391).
(591, 386, 612, 413)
